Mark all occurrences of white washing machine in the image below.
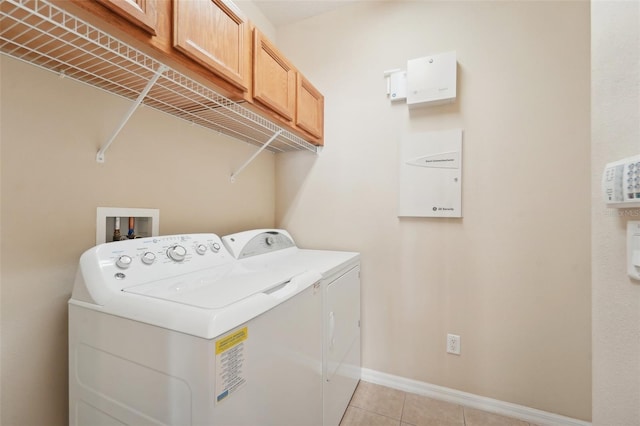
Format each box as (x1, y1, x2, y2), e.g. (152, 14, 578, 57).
(68, 233, 325, 426)
(222, 229, 361, 426)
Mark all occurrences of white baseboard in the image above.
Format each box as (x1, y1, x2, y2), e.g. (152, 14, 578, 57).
(360, 368, 591, 426)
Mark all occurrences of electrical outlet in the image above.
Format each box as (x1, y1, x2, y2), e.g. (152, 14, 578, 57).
(447, 334, 461, 355)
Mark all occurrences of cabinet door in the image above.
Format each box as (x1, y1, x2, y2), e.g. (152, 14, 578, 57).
(173, 0, 250, 92)
(96, 0, 158, 35)
(253, 29, 296, 121)
(296, 73, 324, 140)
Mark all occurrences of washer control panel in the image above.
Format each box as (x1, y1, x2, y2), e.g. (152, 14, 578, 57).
(83, 234, 234, 293)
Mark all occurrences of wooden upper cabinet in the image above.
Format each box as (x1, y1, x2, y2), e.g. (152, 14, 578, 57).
(252, 29, 296, 122)
(64, 0, 323, 145)
(95, 0, 159, 35)
(173, 0, 251, 92)
(296, 73, 324, 140)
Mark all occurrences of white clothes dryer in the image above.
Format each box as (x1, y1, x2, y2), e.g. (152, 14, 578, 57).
(222, 229, 361, 426)
(68, 233, 324, 426)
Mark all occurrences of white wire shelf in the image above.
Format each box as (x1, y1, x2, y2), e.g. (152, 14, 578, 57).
(0, 0, 320, 155)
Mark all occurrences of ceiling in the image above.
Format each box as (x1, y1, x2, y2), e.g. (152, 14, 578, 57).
(251, 1, 357, 27)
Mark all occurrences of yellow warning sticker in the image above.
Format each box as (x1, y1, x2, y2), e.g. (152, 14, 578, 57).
(215, 326, 248, 404)
(215, 327, 248, 355)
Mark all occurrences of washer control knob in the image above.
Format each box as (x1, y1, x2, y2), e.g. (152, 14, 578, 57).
(210, 242, 221, 253)
(195, 244, 207, 255)
(265, 236, 275, 246)
(167, 245, 187, 262)
(116, 255, 132, 269)
(141, 251, 156, 265)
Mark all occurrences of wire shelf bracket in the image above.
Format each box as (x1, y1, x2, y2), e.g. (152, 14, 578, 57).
(96, 65, 169, 163)
(230, 130, 283, 182)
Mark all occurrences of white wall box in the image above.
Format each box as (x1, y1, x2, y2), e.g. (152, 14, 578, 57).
(384, 69, 408, 102)
(407, 51, 457, 107)
(96, 207, 160, 244)
(627, 221, 640, 280)
(398, 129, 463, 218)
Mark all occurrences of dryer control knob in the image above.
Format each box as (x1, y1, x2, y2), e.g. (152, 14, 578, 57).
(195, 244, 207, 255)
(116, 255, 132, 269)
(141, 251, 156, 265)
(210, 242, 221, 253)
(265, 236, 275, 246)
(167, 245, 187, 262)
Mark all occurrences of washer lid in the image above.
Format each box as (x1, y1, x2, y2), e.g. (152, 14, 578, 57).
(123, 263, 307, 309)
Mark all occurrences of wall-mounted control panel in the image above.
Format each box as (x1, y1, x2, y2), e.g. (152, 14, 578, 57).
(602, 154, 640, 208)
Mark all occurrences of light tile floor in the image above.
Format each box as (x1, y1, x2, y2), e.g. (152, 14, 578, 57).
(340, 381, 538, 426)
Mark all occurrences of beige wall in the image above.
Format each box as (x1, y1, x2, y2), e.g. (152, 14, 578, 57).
(0, 56, 276, 424)
(275, 1, 591, 421)
(236, 0, 277, 41)
(591, 1, 640, 424)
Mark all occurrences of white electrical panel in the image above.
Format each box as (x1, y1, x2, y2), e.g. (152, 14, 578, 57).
(398, 129, 462, 218)
(602, 154, 640, 208)
(407, 51, 457, 107)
